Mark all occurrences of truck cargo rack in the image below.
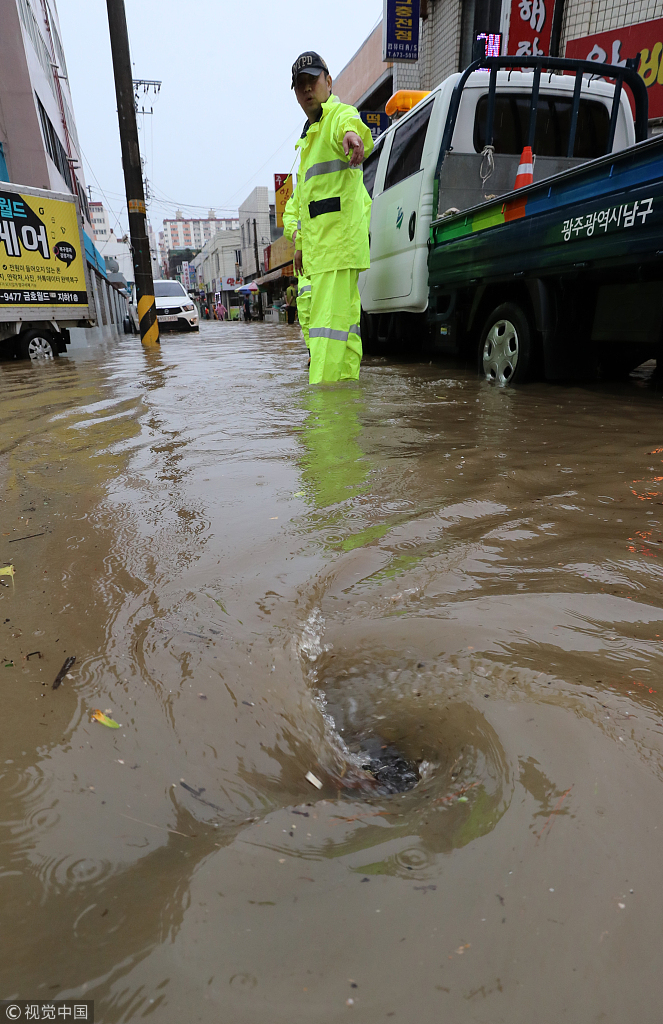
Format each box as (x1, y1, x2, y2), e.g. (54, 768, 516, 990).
(433, 48, 649, 220)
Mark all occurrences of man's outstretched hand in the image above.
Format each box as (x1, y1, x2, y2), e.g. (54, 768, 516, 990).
(343, 131, 365, 167)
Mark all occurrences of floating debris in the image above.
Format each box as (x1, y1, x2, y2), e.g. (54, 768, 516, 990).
(52, 655, 76, 689)
(305, 771, 323, 789)
(91, 710, 120, 728)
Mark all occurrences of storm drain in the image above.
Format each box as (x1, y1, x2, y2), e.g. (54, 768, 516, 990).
(356, 735, 421, 794)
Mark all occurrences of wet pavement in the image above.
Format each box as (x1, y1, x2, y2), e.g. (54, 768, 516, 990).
(2, 321, 663, 1022)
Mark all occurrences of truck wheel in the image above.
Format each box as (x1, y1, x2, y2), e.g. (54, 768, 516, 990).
(18, 329, 58, 361)
(479, 303, 534, 384)
(360, 309, 378, 355)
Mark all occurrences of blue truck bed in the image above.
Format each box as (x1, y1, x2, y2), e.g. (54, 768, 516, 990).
(429, 134, 663, 283)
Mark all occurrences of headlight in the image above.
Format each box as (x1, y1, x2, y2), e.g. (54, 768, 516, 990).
(182, 303, 195, 311)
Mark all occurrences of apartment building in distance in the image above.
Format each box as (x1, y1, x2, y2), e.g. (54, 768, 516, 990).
(0, 0, 91, 227)
(162, 210, 239, 252)
(89, 200, 111, 242)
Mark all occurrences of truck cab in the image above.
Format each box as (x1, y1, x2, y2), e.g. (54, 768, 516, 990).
(360, 67, 637, 342)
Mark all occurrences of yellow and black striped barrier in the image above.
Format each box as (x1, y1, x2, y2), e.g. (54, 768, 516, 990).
(137, 293, 160, 348)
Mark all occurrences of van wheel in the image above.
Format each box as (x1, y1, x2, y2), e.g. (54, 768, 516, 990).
(479, 302, 534, 384)
(18, 329, 58, 361)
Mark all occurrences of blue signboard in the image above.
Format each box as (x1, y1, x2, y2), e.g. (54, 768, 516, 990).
(382, 0, 420, 62)
(360, 111, 390, 139)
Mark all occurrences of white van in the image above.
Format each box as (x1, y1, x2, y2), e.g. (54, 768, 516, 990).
(154, 279, 199, 331)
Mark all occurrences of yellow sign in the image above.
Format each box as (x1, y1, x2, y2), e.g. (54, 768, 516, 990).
(274, 173, 293, 229)
(0, 190, 88, 308)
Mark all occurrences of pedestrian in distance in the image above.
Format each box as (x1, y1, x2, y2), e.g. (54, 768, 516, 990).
(216, 300, 227, 321)
(285, 278, 298, 325)
(291, 50, 373, 384)
(243, 297, 252, 322)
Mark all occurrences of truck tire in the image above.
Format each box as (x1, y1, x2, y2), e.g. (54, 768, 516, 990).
(479, 303, 535, 384)
(17, 329, 58, 361)
(360, 309, 379, 355)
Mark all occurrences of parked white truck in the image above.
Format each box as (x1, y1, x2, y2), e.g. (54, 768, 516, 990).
(359, 53, 657, 382)
(0, 179, 95, 360)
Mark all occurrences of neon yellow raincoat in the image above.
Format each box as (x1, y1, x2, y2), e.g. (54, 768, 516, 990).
(283, 187, 310, 346)
(294, 95, 373, 383)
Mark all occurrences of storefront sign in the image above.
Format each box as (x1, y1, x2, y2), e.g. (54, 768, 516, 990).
(476, 32, 502, 58)
(382, 0, 420, 62)
(0, 189, 87, 306)
(360, 111, 390, 138)
(274, 174, 293, 229)
(508, 0, 555, 56)
(221, 276, 243, 289)
(565, 18, 663, 119)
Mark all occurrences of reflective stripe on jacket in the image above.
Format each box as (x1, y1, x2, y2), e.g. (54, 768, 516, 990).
(295, 95, 373, 276)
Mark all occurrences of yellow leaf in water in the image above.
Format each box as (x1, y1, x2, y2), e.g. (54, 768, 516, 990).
(0, 565, 15, 578)
(91, 709, 120, 728)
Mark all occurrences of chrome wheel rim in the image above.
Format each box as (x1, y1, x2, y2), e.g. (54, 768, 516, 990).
(27, 336, 54, 360)
(482, 319, 518, 384)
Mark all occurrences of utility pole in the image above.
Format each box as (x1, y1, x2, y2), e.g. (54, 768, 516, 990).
(253, 218, 263, 320)
(106, 0, 159, 347)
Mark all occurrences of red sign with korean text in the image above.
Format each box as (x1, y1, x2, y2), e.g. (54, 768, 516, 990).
(510, 0, 557, 56)
(508, 0, 555, 56)
(565, 18, 663, 119)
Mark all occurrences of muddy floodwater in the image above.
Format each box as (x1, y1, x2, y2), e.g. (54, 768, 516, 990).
(3, 323, 663, 1022)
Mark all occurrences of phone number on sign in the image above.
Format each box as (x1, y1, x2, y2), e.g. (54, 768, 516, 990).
(1, 291, 80, 303)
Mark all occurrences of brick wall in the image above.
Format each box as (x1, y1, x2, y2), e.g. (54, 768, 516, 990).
(392, 0, 464, 92)
(561, 0, 663, 45)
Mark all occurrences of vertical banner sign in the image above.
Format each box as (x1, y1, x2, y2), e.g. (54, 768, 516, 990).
(565, 17, 663, 119)
(274, 174, 293, 229)
(382, 0, 420, 62)
(360, 111, 390, 138)
(508, 0, 554, 56)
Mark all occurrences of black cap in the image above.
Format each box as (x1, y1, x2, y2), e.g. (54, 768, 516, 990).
(291, 51, 329, 89)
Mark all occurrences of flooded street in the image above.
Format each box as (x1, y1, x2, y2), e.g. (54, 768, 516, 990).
(3, 321, 663, 1022)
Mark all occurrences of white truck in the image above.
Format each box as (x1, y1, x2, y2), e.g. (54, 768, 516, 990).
(359, 53, 657, 382)
(0, 179, 95, 360)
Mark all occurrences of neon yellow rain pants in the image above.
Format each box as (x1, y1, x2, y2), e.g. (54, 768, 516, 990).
(308, 269, 362, 384)
(296, 275, 311, 348)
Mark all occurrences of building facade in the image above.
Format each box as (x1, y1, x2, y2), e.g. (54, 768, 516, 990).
(0, 0, 91, 227)
(190, 228, 242, 307)
(335, 1, 663, 125)
(89, 200, 111, 242)
(162, 210, 239, 251)
(238, 187, 274, 280)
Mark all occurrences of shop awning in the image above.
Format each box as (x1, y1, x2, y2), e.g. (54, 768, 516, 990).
(255, 262, 294, 286)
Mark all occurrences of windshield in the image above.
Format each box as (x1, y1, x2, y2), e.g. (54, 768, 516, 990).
(154, 281, 187, 297)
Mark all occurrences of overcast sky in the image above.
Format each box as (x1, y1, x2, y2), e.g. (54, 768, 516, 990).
(57, 0, 383, 237)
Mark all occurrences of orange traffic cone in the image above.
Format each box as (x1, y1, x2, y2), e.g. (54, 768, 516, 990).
(514, 145, 534, 189)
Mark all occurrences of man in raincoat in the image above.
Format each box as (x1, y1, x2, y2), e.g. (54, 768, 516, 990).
(283, 186, 310, 349)
(291, 51, 373, 384)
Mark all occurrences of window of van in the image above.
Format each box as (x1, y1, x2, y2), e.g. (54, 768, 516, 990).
(473, 94, 610, 158)
(383, 100, 434, 190)
(362, 134, 385, 198)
